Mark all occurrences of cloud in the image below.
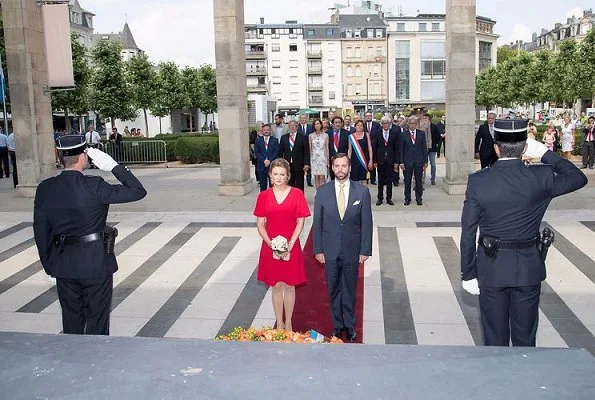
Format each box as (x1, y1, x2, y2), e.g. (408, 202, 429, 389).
(503, 24, 533, 44)
(565, 7, 583, 19)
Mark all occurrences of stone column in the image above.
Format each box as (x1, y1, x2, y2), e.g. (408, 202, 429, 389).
(213, 0, 254, 195)
(443, 0, 476, 195)
(2, 0, 56, 197)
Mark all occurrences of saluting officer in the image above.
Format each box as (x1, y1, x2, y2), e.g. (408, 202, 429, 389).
(460, 119, 587, 347)
(33, 136, 147, 335)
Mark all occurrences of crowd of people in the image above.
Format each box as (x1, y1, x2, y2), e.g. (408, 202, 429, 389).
(249, 110, 447, 206)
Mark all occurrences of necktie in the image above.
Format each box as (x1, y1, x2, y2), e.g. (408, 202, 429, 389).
(289, 133, 295, 151)
(338, 183, 345, 219)
(264, 137, 269, 150)
(334, 130, 339, 152)
(368, 122, 372, 132)
(489, 126, 494, 138)
(383, 131, 388, 145)
(302, 125, 307, 135)
(410, 130, 415, 145)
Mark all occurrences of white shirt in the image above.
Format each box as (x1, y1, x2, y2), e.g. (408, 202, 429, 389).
(85, 131, 101, 144)
(334, 178, 351, 211)
(6, 133, 16, 151)
(0, 132, 7, 147)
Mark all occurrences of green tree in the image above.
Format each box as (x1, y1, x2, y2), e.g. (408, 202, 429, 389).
(51, 34, 93, 132)
(151, 61, 187, 133)
(475, 67, 497, 111)
(181, 66, 201, 132)
(91, 39, 136, 129)
(197, 64, 217, 122)
(576, 27, 595, 106)
(532, 50, 554, 104)
(127, 53, 156, 135)
(550, 40, 581, 107)
(497, 46, 523, 65)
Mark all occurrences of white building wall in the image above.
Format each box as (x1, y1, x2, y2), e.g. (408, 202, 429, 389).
(266, 34, 307, 109)
(114, 113, 172, 137)
(321, 41, 343, 109)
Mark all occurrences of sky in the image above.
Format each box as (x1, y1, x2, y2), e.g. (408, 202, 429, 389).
(81, 0, 593, 67)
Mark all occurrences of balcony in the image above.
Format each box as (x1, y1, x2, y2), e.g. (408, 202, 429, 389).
(247, 84, 267, 93)
(245, 50, 266, 59)
(308, 66, 322, 74)
(309, 97, 323, 105)
(246, 67, 267, 76)
(308, 83, 323, 91)
(307, 50, 322, 58)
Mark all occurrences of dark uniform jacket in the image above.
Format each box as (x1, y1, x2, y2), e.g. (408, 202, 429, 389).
(33, 165, 147, 279)
(474, 123, 498, 167)
(371, 126, 401, 165)
(460, 151, 587, 288)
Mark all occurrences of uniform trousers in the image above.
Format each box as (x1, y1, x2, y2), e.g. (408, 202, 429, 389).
(325, 257, 359, 331)
(582, 141, 594, 167)
(9, 150, 17, 188)
(479, 284, 541, 346)
(0, 147, 9, 177)
(403, 164, 424, 201)
(56, 275, 113, 335)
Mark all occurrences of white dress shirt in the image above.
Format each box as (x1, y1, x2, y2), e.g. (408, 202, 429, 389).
(334, 178, 351, 210)
(6, 133, 16, 151)
(85, 131, 101, 144)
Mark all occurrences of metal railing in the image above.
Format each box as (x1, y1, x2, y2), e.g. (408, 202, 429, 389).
(102, 140, 167, 164)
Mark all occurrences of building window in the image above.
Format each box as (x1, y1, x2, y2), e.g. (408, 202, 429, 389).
(272, 60, 281, 68)
(421, 60, 445, 79)
(395, 40, 410, 101)
(373, 64, 380, 76)
(271, 44, 280, 52)
(290, 75, 299, 85)
(367, 29, 374, 38)
(327, 28, 334, 36)
(421, 81, 445, 101)
(271, 28, 279, 39)
(355, 47, 361, 57)
(290, 59, 298, 68)
(376, 46, 382, 56)
(419, 23, 427, 32)
(289, 44, 298, 52)
(376, 29, 383, 37)
(291, 92, 299, 101)
(345, 29, 353, 38)
(329, 91, 336, 100)
(307, 29, 315, 37)
(354, 29, 361, 38)
(328, 59, 335, 68)
(479, 41, 492, 71)
(272, 76, 281, 84)
(397, 23, 405, 32)
(355, 66, 361, 77)
(432, 23, 440, 32)
(346, 66, 353, 77)
(328, 75, 336, 83)
(356, 84, 362, 95)
(347, 47, 353, 58)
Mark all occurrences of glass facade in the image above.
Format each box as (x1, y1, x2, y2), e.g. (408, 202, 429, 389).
(395, 40, 410, 101)
(420, 41, 445, 100)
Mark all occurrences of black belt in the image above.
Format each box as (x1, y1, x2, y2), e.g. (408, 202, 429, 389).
(54, 231, 104, 248)
(478, 237, 538, 249)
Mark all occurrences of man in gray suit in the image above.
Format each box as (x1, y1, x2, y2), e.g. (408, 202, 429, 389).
(313, 153, 373, 341)
(273, 113, 289, 141)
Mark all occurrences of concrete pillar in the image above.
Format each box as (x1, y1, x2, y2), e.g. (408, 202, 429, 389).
(443, 0, 476, 195)
(2, 0, 56, 197)
(213, 0, 254, 195)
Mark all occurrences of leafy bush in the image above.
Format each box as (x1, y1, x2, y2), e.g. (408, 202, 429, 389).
(154, 132, 218, 140)
(175, 137, 219, 164)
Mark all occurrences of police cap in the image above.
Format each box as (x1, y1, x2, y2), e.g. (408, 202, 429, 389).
(55, 135, 87, 156)
(493, 119, 528, 143)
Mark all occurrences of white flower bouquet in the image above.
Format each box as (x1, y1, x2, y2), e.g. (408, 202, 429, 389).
(271, 235, 290, 261)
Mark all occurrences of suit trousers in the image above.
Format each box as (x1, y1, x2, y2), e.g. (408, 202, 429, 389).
(377, 163, 393, 201)
(288, 163, 305, 191)
(56, 275, 113, 335)
(325, 258, 359, 330)
(403, 165, 423, 201)
(0, 147, 9, 177)
(9, 150, 18, 188)
(582, 141, 594, 167)
(392, 167, 400, 185)
(257, 166, 270, 192)
(479, 284, 541, 346)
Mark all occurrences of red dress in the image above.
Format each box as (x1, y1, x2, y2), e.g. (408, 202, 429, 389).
(253, 187, 311, 286)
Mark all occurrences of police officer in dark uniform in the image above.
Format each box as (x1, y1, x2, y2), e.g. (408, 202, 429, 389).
(33, 136, 147, 335)
(460, 119, 587, 347)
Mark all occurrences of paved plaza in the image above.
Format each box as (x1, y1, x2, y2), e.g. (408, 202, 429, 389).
(0, 161, 594, 353)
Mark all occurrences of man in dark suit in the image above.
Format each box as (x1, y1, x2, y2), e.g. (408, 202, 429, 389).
(313, 153, 373, 341)
(461, 119, 587, 347)
(437, 115, 446, 158)
(422, 114, 442, 185)
(582, 116, 594, 169)
(399, 116, 428, 206)
(278, 120, 310, 191)
(254, 124, 279, 191)
(391, 116, 404, 186)
(364, 112, 381, 184)
(475, 112, 498, 168)
(297, 114, 314, 187)
(328, 116, 349, 180)
(372, 116, 400, 206)
(33, 136, 147, 335)
(344, 115, 354, 134)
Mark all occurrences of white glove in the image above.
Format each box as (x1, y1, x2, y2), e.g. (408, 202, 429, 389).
(523, 137, 548, 160)
(87, 147, 118, 171)
(462, 278, 480, 295)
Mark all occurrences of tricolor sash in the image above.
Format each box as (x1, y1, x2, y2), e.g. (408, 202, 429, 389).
(348, 134, 368, 170)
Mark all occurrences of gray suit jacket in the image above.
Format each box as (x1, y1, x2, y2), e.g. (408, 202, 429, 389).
(272, 123, 289, 141)
(312, 180, 373, 262)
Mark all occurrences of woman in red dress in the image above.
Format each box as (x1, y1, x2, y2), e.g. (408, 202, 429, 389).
(254, 158, 310, 331)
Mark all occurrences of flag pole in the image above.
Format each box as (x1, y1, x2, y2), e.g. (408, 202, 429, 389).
(0, 52, 8, 135)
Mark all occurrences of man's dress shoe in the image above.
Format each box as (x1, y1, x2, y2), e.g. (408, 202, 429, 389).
(346, 328, 356, 341)
(404, 199, 411, 206)
(332, 328, 344, 338)
(376, 200, 382, 206)
(416, 200, 423, 206)
(387, 199, 394, 206)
